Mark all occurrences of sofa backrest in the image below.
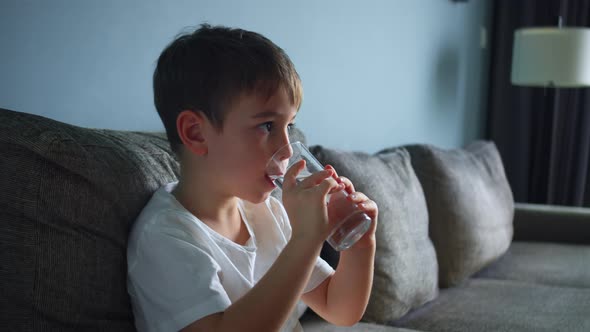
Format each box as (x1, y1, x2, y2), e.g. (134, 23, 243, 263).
(0, 109, 179, 330)
(0, 108, 307, 330)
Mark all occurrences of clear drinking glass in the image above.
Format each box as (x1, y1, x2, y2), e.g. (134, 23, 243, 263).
(266, 141, 372, 251)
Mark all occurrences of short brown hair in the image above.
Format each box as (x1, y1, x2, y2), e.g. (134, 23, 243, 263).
(153, 24, 303, 153)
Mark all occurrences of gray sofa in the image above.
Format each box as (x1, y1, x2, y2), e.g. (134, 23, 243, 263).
(2, 108, 589, 332)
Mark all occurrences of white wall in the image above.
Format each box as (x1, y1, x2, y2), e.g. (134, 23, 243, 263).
(0, 0, 491, 152)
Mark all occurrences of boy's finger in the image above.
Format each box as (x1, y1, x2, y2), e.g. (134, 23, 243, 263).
(358, 200, 379, 221)
(317, 176, 341, 196)
(328, 182, 346, 194)
(298, 168, 333, 189)
(347, 191, 368, 203)
(338, 176, 355, 194)
(283, 160, 305, 190)
(324, 165, 356, 194)
(325, 164, 339, 178)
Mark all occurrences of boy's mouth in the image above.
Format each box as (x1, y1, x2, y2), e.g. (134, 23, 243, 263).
(265, 174, 278, 188)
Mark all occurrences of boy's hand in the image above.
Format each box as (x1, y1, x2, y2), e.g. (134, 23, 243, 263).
(281, 160, 344, 246)
(326, 165, 378, 250)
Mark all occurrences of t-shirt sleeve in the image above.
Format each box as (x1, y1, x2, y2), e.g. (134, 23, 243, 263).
(128, 221, 231, 332)
(267, 196, 335, 293)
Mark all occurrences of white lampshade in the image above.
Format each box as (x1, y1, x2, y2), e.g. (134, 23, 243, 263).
(511, 27, 590, 87)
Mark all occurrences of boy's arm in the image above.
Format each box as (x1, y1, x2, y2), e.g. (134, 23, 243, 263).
(183, 162, 341, 332)
(183, 237, 324, 332)
(301, 240, 376, 326)
(302, 171, 378, 326)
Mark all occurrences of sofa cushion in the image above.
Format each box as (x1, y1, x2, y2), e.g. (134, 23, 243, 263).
(0, 109, 179, 330)
(311, 146, 439, 324)
(474, 241, 590, 288)
(399, 141, 514, 287)
(301, 312, 419, 332)
(393, 278, 590, 332)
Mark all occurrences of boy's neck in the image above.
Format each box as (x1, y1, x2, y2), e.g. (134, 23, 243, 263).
(172, 173, 249, 245)
(173, 179, 238, 222)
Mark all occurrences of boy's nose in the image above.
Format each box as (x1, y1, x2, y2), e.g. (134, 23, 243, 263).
(276, 142, 293, 162)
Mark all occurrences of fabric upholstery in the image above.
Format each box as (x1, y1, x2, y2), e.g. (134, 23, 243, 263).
(301, 312, 418, 332)
(0, 109, 179, 330)
(399, 141, 514, 287)
(311, 146, 439, 324)
(4, 108, 589, 332)
(393, 278, 590, 332)
(513, 203, 590, 244)
(474, 241, 590, 288)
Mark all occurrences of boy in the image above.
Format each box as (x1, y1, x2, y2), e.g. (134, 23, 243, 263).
(127, 24, 378, 332)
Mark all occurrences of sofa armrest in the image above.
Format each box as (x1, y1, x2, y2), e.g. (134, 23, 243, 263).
(513, 203, 590, 244)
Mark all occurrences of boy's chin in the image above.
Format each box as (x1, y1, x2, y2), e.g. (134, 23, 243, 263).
(240, 191, 273, 204)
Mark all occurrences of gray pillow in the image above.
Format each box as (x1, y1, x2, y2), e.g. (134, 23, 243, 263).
(0, 109, 179, 330)
(402, 141, 514, 287)
(311, 146, 439, 324)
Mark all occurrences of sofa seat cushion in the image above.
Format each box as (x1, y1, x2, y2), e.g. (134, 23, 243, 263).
(0, 109, 179, 330)
(300, 312, 419, 332)
(474, 241, 590, 288)
(393, 278, 590, 332)
(310, 146, 439, 324)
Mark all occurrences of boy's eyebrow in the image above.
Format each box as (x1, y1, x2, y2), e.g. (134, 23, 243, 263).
(252, 111, 297, 120)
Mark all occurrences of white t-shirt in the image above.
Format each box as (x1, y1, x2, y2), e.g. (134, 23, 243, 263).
(127, 182, 334, 332)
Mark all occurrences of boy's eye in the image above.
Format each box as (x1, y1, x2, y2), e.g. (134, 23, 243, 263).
(259, 122, 273, 132)
(258, 122, 295, 133)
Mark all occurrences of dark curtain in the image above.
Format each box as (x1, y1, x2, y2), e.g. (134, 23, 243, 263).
(487, 0, 590, 207)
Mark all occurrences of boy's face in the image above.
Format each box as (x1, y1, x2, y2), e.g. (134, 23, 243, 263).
(204, 87, 298, 203)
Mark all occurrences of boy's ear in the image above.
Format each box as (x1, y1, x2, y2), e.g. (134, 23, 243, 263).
(176, 110, 209, 156)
